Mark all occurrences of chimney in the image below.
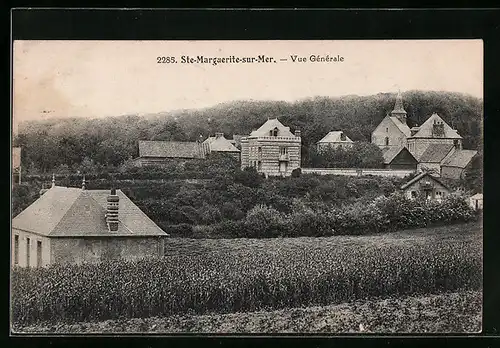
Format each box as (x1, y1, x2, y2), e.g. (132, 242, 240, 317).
(106, 188, 119, 232)
(215, 132, 224, 138)
(82, 175, 86, 190)
(51, 174, 56, 188)
(295, 129, 301, 138)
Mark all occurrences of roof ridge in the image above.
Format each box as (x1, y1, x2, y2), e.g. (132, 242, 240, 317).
(49, 190, 84, 236)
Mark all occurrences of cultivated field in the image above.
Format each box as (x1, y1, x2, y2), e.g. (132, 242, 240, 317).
(11, 222, 482, 333)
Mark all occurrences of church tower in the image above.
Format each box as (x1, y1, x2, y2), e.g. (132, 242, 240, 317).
(390, 90, 407, 125)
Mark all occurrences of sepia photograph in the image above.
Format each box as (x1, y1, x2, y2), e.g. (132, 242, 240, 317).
(11, 39, 483, 334)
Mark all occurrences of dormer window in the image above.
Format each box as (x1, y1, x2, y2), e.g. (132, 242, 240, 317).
(271, 127, 278, 137)
(340, 133, 346, 141)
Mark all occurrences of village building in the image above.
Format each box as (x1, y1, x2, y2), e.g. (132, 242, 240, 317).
(135, 140, 204, 166)
(469, 193, 483, 211)
(381, 146, 418, 170)
(400, 171, 451, 202)
(12, 147, 21, 185)
(406, 113, 463, 160)
(11, 178, 168, 268)
(316, 131, 354, 151)
(201, 132, 241, 160)
(440, 149, 478, 180)
(230, 135, 244, 150)
(240, 118, 301, 177)
(416, 143, 456, 174)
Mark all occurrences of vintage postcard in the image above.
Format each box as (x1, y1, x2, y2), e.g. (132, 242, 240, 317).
(11, 39, 483, 334)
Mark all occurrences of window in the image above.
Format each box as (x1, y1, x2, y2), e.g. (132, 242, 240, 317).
(386, 127, 389, 133)
(280, 147, 288, 155)
(14, 235, 19, 265)
(258, 161, 262, 171)
(26, 237, 30, 267)
(453, 139, 460, 149)
(37, 241, 42, 267)
(272, 127, 279, 137)
(385, 137, 389, 146)
(258, 147, 262, 153)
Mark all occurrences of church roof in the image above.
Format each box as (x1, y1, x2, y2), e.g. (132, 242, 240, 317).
(410, 113, 462, 139)
(441, 149, 478, 168)
(138, 140, 204, 159)
(250, 118, 295, 137)
(389, 117, 411, 137)
(391, 91, 407, 115)
(12, 186, 168, 237)
(317, 131, 353, 144)
(418, 144, 455, 163)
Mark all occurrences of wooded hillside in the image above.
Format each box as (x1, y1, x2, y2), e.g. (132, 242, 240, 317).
(14, 90, 483, 173)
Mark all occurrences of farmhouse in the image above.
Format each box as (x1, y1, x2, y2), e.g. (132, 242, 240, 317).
(381, 146, 418, 170)
(240, 118, 301, 177)
(12, 147, 21, 185)
(135, 140, 204, 166)
(11, 179, 168, 268)
(201, 132, 241, 160)
(400, 171, 451, 201)
(316, 131, 353, 151)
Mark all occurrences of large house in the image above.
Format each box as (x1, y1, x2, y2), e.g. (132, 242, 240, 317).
(201, 133, 241, 160)
(316, 131, 353, 151)
(135, 140, 204, 166)
(400, 171, 451, 202)
(11, 179, 168, 268)
(240, 118, 301, 177)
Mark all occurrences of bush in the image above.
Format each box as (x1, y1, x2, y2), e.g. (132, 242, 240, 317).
(163, 223, 194, 237)
(291, 168, 301, 178)
(243, 205, 288, 238)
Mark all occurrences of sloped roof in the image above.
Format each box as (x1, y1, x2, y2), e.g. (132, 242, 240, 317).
(470, 193, 483, 200)
(381, 146, 417, 164)
(400, 172, 449, 190)
(441, 149, 478, 168)
(12, 186, 168, 237)
(418, 144, 455, 163)
(12, 147, 21, 169)
(203, 135, 240, 152)
(138, 140, 203, 159)
(389, 117, 411, 137)
(250, 118, 295, 137)
(317, 131, 353, 144)
(411, 113, 462, 139)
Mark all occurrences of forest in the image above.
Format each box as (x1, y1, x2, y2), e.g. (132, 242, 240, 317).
(13, 90, 483, 174)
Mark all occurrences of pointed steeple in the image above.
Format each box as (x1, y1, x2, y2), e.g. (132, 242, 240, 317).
(390, 89, 407, 125)
(51, 174, 56, 188)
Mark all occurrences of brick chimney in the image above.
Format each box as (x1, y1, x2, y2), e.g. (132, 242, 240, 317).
(432, 119, 445, 137)
(106, 188, 119, 232)
(215, 132, 224, 138)
(295, 129, 301, 138)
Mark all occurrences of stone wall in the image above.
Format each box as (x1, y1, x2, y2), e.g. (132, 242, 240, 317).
(301, 168, 414, 178)
(50, 237, 165, 265)
(11, 229, 51, 268)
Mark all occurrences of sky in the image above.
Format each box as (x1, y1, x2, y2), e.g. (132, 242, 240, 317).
(12, 40, 483, 130)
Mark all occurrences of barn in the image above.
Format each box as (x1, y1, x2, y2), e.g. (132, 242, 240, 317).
(11, 182, 168, 268)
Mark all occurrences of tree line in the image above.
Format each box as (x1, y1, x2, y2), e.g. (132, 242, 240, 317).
(13, 90, 483, 174)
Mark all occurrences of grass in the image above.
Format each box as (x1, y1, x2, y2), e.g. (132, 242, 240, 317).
(11, 222, 482, 329)
(14, 290, 481, 333)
